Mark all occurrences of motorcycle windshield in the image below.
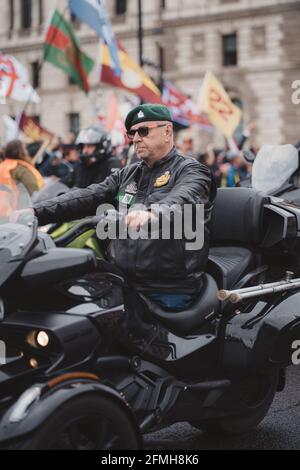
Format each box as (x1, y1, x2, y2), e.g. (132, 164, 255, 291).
(0, 184, 36, 288)
(252, 145, 298, 195)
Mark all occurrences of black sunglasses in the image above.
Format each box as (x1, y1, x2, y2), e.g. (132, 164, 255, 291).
(127, 124, 167, 139)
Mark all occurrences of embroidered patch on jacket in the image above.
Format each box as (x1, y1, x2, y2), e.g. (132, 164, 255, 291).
(125, 182, 138, 195)
(154, 171, 171, 188)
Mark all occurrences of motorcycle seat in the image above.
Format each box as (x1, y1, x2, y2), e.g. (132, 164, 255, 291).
(137, 274, 220, 336)
(207, 188, 269, 290)
(208, 246, 254, 290)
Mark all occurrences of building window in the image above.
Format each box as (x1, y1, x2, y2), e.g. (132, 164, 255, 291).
(115, 0, 127, 16)
(31, 62, 40, 89)
(222, 33, 238, 66)
(38, 0, 44, 26)
(9, 0, 14, 31)
(69, 113, 80, 135)
(21, 0, 32, 30)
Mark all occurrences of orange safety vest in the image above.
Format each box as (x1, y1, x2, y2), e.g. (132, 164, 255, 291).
(0, 159, 45, 217)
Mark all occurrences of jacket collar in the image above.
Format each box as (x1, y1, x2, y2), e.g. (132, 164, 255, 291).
(140, 146, 177, 170)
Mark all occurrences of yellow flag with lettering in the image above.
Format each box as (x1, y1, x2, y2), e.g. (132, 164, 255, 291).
(198, 72, 242, 138)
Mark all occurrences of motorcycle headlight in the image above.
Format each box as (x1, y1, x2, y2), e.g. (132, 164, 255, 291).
(36, 331, 49, 348)
(27, 330, 50, 349)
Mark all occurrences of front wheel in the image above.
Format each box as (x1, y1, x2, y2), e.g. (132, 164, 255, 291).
(1, 394, 141, 450)
(190, 370, 279, 435)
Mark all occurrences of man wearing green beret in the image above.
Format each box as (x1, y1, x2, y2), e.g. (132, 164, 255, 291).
(26, 104, 216, 310)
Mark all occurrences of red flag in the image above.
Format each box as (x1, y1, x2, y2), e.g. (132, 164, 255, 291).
(162, 81, 212, 130)
(19, 114, 54, 142)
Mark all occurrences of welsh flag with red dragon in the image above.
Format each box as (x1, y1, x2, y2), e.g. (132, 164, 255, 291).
(44, 9, 94, 93)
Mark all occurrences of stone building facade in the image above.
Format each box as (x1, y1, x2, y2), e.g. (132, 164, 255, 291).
(0, 0, 299, 148)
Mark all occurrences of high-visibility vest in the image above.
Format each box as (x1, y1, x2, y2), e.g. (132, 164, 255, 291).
(0, 159, 45, 217)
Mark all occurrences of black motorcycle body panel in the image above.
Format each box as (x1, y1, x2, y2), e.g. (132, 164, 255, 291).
(222, 292, 300, 370)
(0, 187, 300, 444)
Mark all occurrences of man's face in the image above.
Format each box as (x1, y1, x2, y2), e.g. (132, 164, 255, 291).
(82, 144, 97, 156)
(68, 149, 79, 162)
(130, 121, 170, 161)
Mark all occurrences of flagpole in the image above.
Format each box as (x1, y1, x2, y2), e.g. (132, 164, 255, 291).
(138, 0, 144, 67)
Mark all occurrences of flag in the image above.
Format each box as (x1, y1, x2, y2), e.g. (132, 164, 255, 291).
(69, 0, 121, 76)
(162, 81, 212, 130)
(0, 53, 40, 103)
(105, 93, 125, 133)
(198, 71, 242, 138)
(3, 115, 20, 143)
(104, 93, 126, 146)
(19, 114, 54, 142)
(44, 9, 94, 93)
(100, 42, 163, 104)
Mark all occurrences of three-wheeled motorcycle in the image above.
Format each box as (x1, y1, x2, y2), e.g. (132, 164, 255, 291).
(0, 186, 299, 449)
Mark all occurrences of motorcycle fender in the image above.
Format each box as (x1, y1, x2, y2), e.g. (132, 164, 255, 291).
(222, 292, 300, 369)
(0, 378, 141, 444)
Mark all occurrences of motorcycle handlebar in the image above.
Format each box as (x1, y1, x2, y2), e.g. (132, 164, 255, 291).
(54, 211, 120, 247)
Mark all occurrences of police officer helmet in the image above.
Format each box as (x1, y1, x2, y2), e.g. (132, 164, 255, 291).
(76, 126, 112, 165)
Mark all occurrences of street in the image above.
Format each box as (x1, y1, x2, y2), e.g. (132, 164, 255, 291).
(145, 367, 299, 450)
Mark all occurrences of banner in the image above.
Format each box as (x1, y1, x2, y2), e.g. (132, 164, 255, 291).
(19, 114, 54, 142)
(198, 71, 242, 138)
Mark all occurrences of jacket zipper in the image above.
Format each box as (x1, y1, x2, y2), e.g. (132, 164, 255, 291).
(133, 168, 157, 277)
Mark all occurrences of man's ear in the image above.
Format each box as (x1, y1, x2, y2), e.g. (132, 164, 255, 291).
(165, 125, 173, 138)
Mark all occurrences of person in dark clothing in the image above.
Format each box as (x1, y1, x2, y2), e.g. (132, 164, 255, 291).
(15, 105, 216, 311)
(71, 126, 121, 188)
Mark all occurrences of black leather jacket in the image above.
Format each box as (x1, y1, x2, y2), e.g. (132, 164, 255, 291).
(71, 154, 121, 188)
(34, 147, 216, 293)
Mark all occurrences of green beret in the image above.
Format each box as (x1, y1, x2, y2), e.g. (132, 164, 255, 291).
(125, 104, 173, 131)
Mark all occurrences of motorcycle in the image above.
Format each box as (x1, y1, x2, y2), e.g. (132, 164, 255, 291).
(0, 186, 299, 449)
